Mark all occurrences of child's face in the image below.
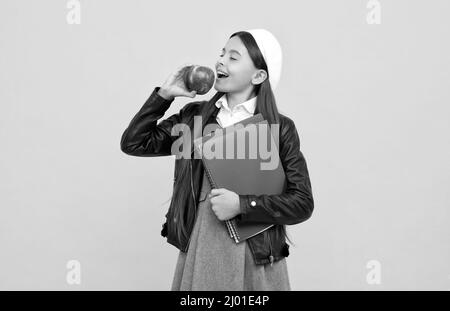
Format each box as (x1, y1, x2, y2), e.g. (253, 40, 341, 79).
(214, 36, 263, 93)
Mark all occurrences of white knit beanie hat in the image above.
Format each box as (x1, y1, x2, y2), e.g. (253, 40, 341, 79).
(245, 28, 283, 92)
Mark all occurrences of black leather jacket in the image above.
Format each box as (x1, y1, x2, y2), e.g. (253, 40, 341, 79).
(120, 86, 314, 265)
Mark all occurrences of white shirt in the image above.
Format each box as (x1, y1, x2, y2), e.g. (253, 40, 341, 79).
(215, 94, 257, 128)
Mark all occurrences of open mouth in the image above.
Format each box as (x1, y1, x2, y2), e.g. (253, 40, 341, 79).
(217, 72, 229, 79)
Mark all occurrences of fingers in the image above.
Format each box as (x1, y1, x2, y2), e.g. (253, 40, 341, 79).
(209, 188, 226, 197)
(179, 62, 194, 70)
(181, 90, 196, 98)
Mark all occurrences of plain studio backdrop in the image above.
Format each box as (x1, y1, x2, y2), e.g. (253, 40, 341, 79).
(0, 0, 449, 290)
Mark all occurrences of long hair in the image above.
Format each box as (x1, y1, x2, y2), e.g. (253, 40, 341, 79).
(168, 30, 293, 247)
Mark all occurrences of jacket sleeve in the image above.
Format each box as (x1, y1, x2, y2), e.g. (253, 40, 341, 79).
(235, 118, 314, 226)
(120, 86, 194, 157)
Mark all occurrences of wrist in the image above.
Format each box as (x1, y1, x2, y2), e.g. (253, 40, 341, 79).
(157, 87, 174, 101)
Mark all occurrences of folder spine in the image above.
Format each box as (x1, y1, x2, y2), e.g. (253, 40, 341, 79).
(229, 219, 240, 243)
(225, 219, 236, 241)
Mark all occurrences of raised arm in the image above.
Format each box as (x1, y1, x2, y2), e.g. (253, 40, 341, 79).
(120, 64, 198, 157)
(120, 86, 181, 157)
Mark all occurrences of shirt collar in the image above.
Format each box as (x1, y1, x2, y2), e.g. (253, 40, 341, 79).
(215, 94, 257, 114)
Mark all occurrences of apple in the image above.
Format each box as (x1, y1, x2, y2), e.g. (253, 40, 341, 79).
(183, 65, 215, 95)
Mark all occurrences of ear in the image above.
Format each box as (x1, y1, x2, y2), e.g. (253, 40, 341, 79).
(252, 69, 268, 86)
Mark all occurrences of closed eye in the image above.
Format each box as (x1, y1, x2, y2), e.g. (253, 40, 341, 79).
(219, 54, 238, 60)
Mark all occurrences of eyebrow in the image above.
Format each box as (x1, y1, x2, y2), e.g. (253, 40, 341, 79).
(221, 47, 241, 55)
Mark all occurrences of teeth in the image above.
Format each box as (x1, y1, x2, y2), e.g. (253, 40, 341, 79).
(217, 71, 228, 77)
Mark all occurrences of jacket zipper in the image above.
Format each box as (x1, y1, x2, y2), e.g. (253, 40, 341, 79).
(266, 230, 274, 266)
(183, 160, 197, 252)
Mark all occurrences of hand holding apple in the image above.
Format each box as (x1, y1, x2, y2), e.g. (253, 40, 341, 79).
(158, 63, 198, 100)
(158, 64, 215, 100)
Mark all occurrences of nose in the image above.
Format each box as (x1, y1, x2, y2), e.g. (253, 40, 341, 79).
(216, 55, 226, 67)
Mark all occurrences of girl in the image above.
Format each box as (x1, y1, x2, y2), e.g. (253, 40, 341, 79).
(120, 29, 314, 291)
